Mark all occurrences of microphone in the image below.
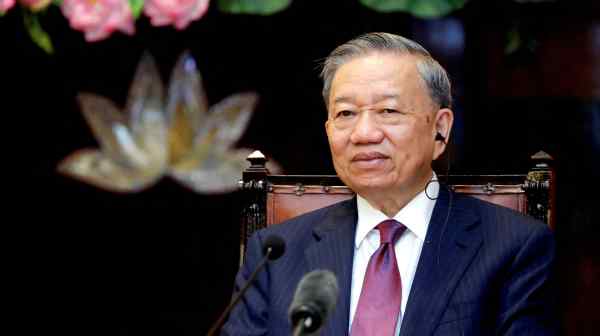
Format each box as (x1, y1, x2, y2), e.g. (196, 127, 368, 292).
(206, 234, 285, 336)
(288, 270, 339, 336)
(261, 234, 285, 260)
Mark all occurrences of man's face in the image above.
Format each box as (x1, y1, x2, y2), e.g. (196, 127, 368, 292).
(325, 52, 450, 201)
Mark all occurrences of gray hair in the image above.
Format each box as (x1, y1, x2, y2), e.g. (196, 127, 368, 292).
(320, 32, 452, 109)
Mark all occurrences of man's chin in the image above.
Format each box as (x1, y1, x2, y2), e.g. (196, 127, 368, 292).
(345, 178, 392, 195)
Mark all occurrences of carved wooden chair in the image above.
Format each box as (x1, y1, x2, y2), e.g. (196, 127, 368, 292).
(238, 150, 555, 261)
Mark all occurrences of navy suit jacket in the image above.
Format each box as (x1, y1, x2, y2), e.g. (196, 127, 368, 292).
(222, 188, 557, 335)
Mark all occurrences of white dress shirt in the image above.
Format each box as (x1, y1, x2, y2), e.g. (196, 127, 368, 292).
(349, 177, 439, 335)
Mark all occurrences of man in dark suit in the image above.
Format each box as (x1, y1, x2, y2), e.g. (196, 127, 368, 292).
(222, 32, 556, 335)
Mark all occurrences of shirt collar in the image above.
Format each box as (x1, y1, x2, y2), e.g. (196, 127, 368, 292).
(355, 173, 439, 248)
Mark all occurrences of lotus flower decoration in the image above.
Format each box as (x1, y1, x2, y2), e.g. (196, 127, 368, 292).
(58, 51, 276, 193)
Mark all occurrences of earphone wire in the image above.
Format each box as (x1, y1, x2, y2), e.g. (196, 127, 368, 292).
(435, 133, 453, 267)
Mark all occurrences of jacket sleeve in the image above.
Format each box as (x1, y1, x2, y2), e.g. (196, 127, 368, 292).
(496, 224, 558, 335)
(220, 231, 270, 336)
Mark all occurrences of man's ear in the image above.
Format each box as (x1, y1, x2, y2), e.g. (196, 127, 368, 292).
(432, 108, 454, 160)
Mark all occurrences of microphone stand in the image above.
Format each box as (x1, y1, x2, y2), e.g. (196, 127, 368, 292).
(206, 247, 273, 336)
(292, 316, 314, 336)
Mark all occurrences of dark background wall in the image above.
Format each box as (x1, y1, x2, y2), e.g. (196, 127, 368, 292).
(3, 0, 599, 335)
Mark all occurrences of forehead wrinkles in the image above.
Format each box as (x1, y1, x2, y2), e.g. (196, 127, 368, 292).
(329, 53, 432, 110)
(334, 53, 415, 86)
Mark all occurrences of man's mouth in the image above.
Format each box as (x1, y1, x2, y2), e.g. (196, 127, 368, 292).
(352, 152, 389, 161)
(351, 152, 390, 169)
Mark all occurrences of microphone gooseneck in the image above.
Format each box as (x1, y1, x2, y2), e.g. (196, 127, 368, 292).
(206, 234, 286, 336)
(289, 270, 339, 336)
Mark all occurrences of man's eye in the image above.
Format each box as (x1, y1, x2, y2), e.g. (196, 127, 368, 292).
(336, 110, 354, 118)
(382, 108, 398, 114)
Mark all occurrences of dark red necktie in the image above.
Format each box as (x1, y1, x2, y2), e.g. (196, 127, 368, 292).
(351, 219, 406, 336)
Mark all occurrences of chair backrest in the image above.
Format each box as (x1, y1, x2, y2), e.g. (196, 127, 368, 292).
(238, 150, 555, 261)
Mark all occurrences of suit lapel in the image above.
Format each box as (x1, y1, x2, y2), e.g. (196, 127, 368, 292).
(400, 188, 483, 336)
(304, 198, 357, 336)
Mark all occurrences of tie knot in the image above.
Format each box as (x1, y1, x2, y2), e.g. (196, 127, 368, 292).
(376, 220, 405, 244)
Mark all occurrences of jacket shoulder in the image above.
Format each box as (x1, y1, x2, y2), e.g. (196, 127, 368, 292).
(455, 193, 552, 238)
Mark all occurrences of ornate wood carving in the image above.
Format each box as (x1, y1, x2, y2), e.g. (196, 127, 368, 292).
(523, 151, 555, 229)
(238, 150, 269, 265)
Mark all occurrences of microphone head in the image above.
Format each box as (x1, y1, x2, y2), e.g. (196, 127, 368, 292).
(288, 270, 339, 334)
(262, 235, 286, 261)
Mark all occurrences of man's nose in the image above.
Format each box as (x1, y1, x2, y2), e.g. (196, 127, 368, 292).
(349, 112, 384, 144)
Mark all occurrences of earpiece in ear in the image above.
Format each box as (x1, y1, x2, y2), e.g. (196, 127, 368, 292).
(435, 132, 446, 143)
